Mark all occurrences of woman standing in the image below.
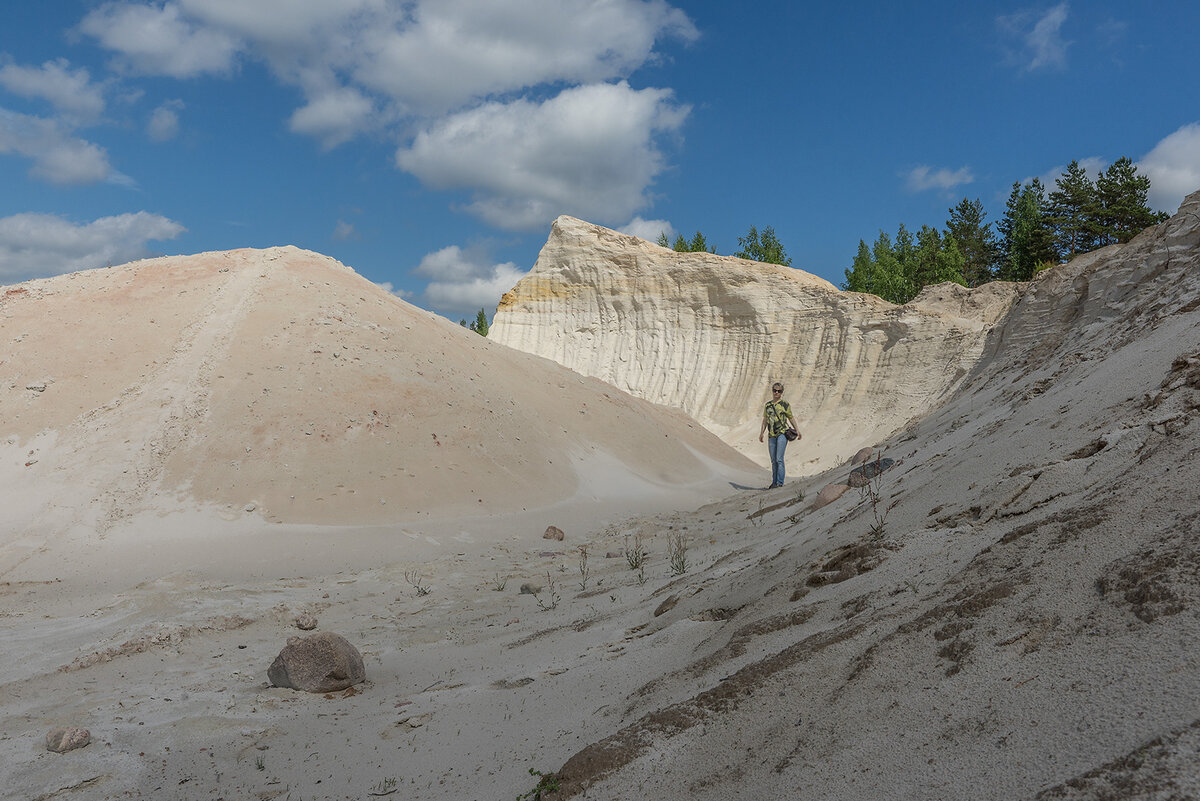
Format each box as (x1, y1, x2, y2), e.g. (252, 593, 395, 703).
(759, 382, 799, 488)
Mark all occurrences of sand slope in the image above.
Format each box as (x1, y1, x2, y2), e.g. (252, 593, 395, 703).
(1, 195, 1198, 800)
(0, 246, 758, 585)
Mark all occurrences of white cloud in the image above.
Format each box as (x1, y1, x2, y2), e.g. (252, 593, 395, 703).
(147, 99, 184, 141)
(0, 58, 106, 123)
(0, 108, 125, 185)
(1026, 3, 1070, 69)
(288, 86, 376, 149)
(332, 219, 358, 241)
(999, 3, 1070, 71)
(79, 0, 696, 138)
(0, 211, 186, 282)
(76, 1, 697, 228)
(414, 244, 527, 317)
(1139, 122, 1200, 213)
(621, 216, 675, 244)
(356, 0, 698, 114)
(79, 2, 241, 78)
(177, 0, 384, 46)
(397, 82, 688, 230)
(904, 165, 975, 193)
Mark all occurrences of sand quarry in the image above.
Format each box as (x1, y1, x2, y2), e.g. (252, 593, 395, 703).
(2, 194, 1199, 800)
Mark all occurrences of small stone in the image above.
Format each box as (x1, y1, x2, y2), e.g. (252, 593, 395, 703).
(653, 594, 680, 617)
(811, 483, 852, 510)
(850, 447, 875, 465)
(295, 613, 318, 631)
(519, 583, 542, 595)
(848, 458, 895, 488)
(46, 727, 90, 753)
(543, 525, 565, 541)
(244, 503, 257, 513)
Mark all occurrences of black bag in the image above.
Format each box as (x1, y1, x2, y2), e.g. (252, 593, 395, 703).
(784, 428, 799, 442)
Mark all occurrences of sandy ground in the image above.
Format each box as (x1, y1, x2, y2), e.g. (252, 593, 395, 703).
(2, 195, 1199, 800)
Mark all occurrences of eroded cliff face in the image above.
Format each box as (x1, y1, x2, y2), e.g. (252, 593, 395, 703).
(491, 216, 1021, 471)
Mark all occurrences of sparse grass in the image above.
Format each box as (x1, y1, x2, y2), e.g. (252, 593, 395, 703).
(860, 451, 892, 537)
(404, 570, 431, 597)
(624, 532, 648, 584)
(368, 776, 399, 796)
(667, 531, 688, 576)
(577, 545, 591, 590)
(516, 767, 560, 800)
(534, 570, 560, 611)
(492, 573, 508, 592)
(255, 754, 265, 771)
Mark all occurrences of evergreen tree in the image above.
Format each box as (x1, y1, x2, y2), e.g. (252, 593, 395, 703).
(911, 225, 966, 290)
(689, 231, 716, 253)
(1094, 157, 1168, 245)
(1047, 160, 1096, 258)
(468, 308, 489, 337)
(735, 225, 792, 266)
(842, 240, 876, 295)
(656, 232, 670, 248)
(998, 180, 1055, 281)
(945, 198, 997, 287)
(672, 233, 689, 252)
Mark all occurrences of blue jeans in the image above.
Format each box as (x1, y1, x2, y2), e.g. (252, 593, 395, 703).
(768, 435, 787, 486)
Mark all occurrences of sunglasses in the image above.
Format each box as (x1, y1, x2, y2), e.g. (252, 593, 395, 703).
(772, 388, 783, 394)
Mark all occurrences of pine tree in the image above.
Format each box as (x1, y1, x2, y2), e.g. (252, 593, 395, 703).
(911, 225, 965, 290)
(1047, 160, 1096, 259)
(656, 232, 670, 248)
(998, 180, 1055, 281)
(1094, 157, 1168, 245)
(468, 308, 489, 337)
(945, 198, 997, 287)
(689, 231, 716, 253)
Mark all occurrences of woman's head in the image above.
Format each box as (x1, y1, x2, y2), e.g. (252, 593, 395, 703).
(771, 383, 784, 396)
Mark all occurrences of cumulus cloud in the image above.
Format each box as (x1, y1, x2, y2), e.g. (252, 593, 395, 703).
(355, 0, 698, 114)
(621, 216, 675, 244)
(0, 211, 185, 281)
(79, 2, 241, 78)
(76, 1, 698, 231)
(288, 86, 376, 149)
(1139, 122, 1200, 213)
(0, 108, 126, 185)
(147, 99, 184, 141)
(0, 58, 106, 123)
(414, 244, 527, 318)
(904, 165, 975, 193)
(999, 2, 1070, 71)
(398, 82, 688, 230)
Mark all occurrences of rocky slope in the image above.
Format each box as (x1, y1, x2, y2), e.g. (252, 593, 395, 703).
(543, 195, 1200, 798)
(491, 216, 1022, 469)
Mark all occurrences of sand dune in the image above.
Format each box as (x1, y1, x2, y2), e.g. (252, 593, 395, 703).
(1, 194, 1198, 800)
(1, 246, 758, 586)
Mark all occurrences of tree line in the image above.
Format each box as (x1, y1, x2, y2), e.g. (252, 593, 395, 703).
(657, 225, 793, 266)
(843, 157, 1168, 304)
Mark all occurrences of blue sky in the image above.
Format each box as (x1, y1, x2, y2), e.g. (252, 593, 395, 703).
(2, 1, 1198, 321)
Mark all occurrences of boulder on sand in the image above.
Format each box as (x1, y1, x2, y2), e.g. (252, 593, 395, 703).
(267, 632, 365, 693)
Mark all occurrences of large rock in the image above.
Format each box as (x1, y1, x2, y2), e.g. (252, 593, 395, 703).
(491, 216, 1021, 471)
(45, 727, 90, 753)
(267, 632, 366, 693)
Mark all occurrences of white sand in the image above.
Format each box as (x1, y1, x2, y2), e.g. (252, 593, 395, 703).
(2, 197, 1199, 800)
